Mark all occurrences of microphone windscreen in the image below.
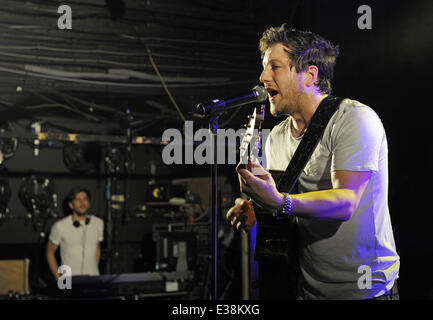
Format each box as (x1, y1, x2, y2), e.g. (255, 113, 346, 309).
(252, 85, 268, 102)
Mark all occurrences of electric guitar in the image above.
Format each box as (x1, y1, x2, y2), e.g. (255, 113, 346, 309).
(238, 104, 299, 299)
(237, 96, 345, 299)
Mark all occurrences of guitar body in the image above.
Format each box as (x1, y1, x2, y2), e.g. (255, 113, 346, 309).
(253, 170, 299, 300)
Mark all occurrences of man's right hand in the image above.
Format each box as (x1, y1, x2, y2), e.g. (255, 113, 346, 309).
(226, 198, 256, 232)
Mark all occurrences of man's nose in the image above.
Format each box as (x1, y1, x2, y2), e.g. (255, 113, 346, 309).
(259, 67, 270, 84)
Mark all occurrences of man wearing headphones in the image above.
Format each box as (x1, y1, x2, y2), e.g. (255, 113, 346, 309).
(46, 187, 104, 280)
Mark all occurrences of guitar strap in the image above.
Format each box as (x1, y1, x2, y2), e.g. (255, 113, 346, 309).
(276, 95, 344, 193)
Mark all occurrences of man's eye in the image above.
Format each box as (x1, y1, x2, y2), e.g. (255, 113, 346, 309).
(271, 66, 280, 69)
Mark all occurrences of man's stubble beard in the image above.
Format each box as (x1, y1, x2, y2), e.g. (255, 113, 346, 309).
(75, 209, 89, 217)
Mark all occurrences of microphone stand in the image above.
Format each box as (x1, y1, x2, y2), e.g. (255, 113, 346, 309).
(104, 152, 113, 275)
(193, 86, 267, 300)
(209, 116, 218, 301)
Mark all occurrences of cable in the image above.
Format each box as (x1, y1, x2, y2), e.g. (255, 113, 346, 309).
(48, 89, 173, 119)
(30, 91, 102, 122)
(0, 51, 148, 68)
(0, 43, 255, 56)
(47, 89, 124, 113)
(23, 65, 229, 83)
(108, 69, 228, 83)
(0, 48, 246, 68)
(0, 65, 252, 88)
(146, 46, 185, 122)
(24, 65, 129, 80)
(0, 60, 253, 75)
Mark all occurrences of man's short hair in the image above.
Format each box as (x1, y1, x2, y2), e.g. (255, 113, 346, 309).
(67, 186, 91, 202)
(259, 23, 339, 94)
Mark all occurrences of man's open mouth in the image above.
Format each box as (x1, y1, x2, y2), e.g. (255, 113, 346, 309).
(267, 89, 279, 98)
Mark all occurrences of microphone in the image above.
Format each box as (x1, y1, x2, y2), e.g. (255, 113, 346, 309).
(194, 85, 267, 117)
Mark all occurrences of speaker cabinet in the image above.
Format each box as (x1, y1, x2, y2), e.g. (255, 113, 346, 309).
(0, 259, 30, 295)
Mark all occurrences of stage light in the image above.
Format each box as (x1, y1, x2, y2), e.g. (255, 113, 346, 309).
(62, 142, 101, 174)
(0, 122, 19, 164)
(18, 175, 57, 232)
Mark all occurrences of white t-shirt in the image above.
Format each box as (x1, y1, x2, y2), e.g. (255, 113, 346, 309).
(264, 98, 399, 299)
(49, 214, 104, 276)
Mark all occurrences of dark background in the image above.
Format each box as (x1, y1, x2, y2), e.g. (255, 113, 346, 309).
(0, 0, 431, 299)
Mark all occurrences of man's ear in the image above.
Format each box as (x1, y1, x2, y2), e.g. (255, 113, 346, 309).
(304, 65, 319, 88)
(68, 202, 73, 210)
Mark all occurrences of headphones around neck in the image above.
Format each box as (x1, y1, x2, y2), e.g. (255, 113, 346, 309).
(72, 216, 91, 228)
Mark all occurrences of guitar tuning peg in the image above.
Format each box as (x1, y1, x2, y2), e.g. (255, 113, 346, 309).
(244, 124, 250, 128)
(247, 115, 253, 119)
